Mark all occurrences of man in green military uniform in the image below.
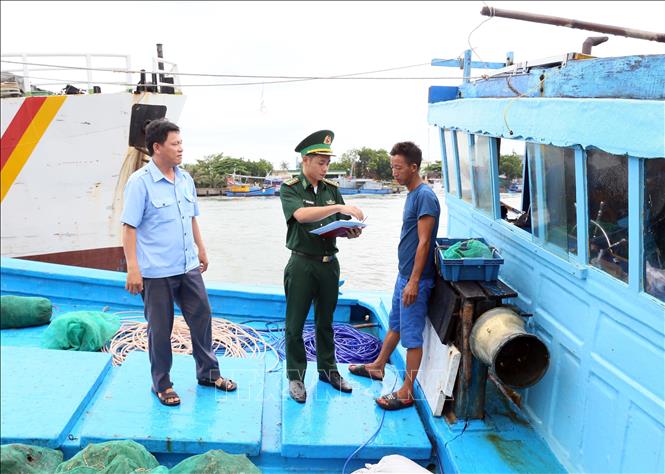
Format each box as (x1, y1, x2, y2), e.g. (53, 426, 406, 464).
(280, 130, 365, 403)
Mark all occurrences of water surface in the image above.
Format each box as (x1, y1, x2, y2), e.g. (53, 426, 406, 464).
(198, 190, 448, 292)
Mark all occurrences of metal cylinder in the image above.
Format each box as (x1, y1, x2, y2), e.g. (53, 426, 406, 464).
(480, 6, 665, 43)
(582, 36, 609, 54)
(470, 307, 549, 388)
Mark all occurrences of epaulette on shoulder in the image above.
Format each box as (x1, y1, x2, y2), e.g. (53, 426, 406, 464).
(323, 178, 339, 187)
(284, 177, 300, 186)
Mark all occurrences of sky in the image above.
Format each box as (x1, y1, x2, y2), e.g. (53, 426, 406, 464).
(2, 1, 664, 169)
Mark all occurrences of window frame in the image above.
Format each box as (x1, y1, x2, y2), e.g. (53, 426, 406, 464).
(628, 156, 644, 293)
(440, 127, 462, 199)
(438, 130, 662, 303)
(457, 130, 474, 204)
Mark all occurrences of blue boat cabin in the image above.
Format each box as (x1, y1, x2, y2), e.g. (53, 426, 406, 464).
(428, 52, 664, 473)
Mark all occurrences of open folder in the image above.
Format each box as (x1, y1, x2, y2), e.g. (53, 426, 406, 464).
(309, 218, 367, 238)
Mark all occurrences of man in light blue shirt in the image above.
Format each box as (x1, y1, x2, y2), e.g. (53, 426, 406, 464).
(121, 119, 237, 406)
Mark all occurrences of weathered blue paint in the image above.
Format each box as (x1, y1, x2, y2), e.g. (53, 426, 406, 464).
(79, 352, 265, 456)
(443, 195, 665, 473)
(431, 58, 506, 69)
(1, 257, 573, 473)
(429, 47, 664, 472)
(0, 346, 112, 448)
(0, 257, 353, 322)
(573, 147, 589, 266)
(488, 136, 501, 220)
(628, 156, 644, 292)
(369, 289, 566, 474)
(440, 55, 665, 100)
(280, 362, 431, 460)
(428, 98, 664, 158)
(463, 50, 472, 83)
(428, 85, 458, 103)
(439, 127, 449, 192)
(450, 130, 462, 198)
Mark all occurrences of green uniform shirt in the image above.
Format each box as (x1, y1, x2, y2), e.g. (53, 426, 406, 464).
(280, 174, 348, 256)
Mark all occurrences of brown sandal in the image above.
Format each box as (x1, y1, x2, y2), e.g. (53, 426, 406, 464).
(198, 376, 237, 392)
(153, 388, 181, 406)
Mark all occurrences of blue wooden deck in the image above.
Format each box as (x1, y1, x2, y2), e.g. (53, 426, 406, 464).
(0, 346, 112, 448)
(79, 353, 266, 456)
(280, 362, 431, 460)
(1, 257, 570, 472)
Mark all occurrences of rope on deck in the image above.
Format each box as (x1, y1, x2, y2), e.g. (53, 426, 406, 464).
(103, 312, 278, 369)
(260, 322, 382, 364)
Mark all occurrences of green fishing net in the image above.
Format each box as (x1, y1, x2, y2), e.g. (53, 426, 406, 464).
(170, 450, 261, 474)
(54, 440, 167, 474)
(41, 311, 120, 352)
(0, 295, 52, 329)
(0, 444, 63, 474)
(442, 239, 493, 259)
(3, 441, 263, 474)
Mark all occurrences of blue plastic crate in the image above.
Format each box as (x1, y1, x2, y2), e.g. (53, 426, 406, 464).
(435, 237, 504, 281)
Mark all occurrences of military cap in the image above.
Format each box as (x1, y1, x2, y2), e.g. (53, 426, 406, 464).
(295, 130, 335, 157)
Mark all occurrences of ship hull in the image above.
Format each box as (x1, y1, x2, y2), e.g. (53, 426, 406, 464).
(1, 92, 186, 271)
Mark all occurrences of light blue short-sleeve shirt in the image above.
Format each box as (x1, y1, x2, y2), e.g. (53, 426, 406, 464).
(121, 160, 201, 278)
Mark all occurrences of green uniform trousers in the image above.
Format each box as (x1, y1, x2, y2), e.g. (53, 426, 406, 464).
(283, 253, 340, 382)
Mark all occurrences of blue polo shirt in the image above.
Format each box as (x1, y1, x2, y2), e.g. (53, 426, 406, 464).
(398, 183, 441, 279)
(121, 160, 200, 278)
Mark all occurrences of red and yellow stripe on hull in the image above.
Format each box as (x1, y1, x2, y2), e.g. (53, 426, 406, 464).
(0, 96, 66, 201)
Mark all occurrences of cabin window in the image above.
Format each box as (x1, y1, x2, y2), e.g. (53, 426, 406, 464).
(498, 139, 530, 232)
(456, 131, 472, 203)
(587, 150, 629, 282)
(527, 143, 577, 258)
(645, 158, 665, 302)
(470, 135, 493, 215)
(444, 130, 459, 197)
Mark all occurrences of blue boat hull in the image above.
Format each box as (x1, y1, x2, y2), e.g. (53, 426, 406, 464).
(359, 188, 391, 195)
(0, 257, 565, 473)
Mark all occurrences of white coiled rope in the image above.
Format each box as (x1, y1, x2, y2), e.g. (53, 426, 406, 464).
(103, 312, 279, 371)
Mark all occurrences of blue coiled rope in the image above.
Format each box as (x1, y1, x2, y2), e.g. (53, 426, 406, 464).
(262, 322, 382, 364)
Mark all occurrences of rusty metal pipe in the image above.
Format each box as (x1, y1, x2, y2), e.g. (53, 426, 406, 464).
(470, 307, 550, 388)
(582, 36, 609, 54)
(481, 6, 665, 43)
(461, 302, 474, 390)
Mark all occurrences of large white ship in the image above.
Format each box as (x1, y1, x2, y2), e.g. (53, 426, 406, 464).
(1, 47, 186, 270)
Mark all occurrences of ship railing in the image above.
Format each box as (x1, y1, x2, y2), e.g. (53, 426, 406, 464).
(1, 53, 182, 96)
(151, 56, 182, 94)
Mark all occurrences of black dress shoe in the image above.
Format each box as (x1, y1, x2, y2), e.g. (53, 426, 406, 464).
(319, 370, 353, 393)
(289, 380, 307, 403)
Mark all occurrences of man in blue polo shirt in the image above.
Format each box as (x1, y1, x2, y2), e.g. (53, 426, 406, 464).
(121, 119, 236, 407)
(349, 141, 440, 410)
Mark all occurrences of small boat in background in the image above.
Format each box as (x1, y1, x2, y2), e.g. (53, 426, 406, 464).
(357, 179, 391, 195)
(335, 177, 393, 195)
(224, 184, 276, 197)
(223, 174, 277, 197)
(335, 176, 359, 195)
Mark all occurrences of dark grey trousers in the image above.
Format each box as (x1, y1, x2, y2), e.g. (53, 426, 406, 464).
(142, 268, 220, 392)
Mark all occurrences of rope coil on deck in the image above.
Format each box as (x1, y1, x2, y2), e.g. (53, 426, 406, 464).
(103, 313, 278, 367)
(264, 322, 382, 364)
